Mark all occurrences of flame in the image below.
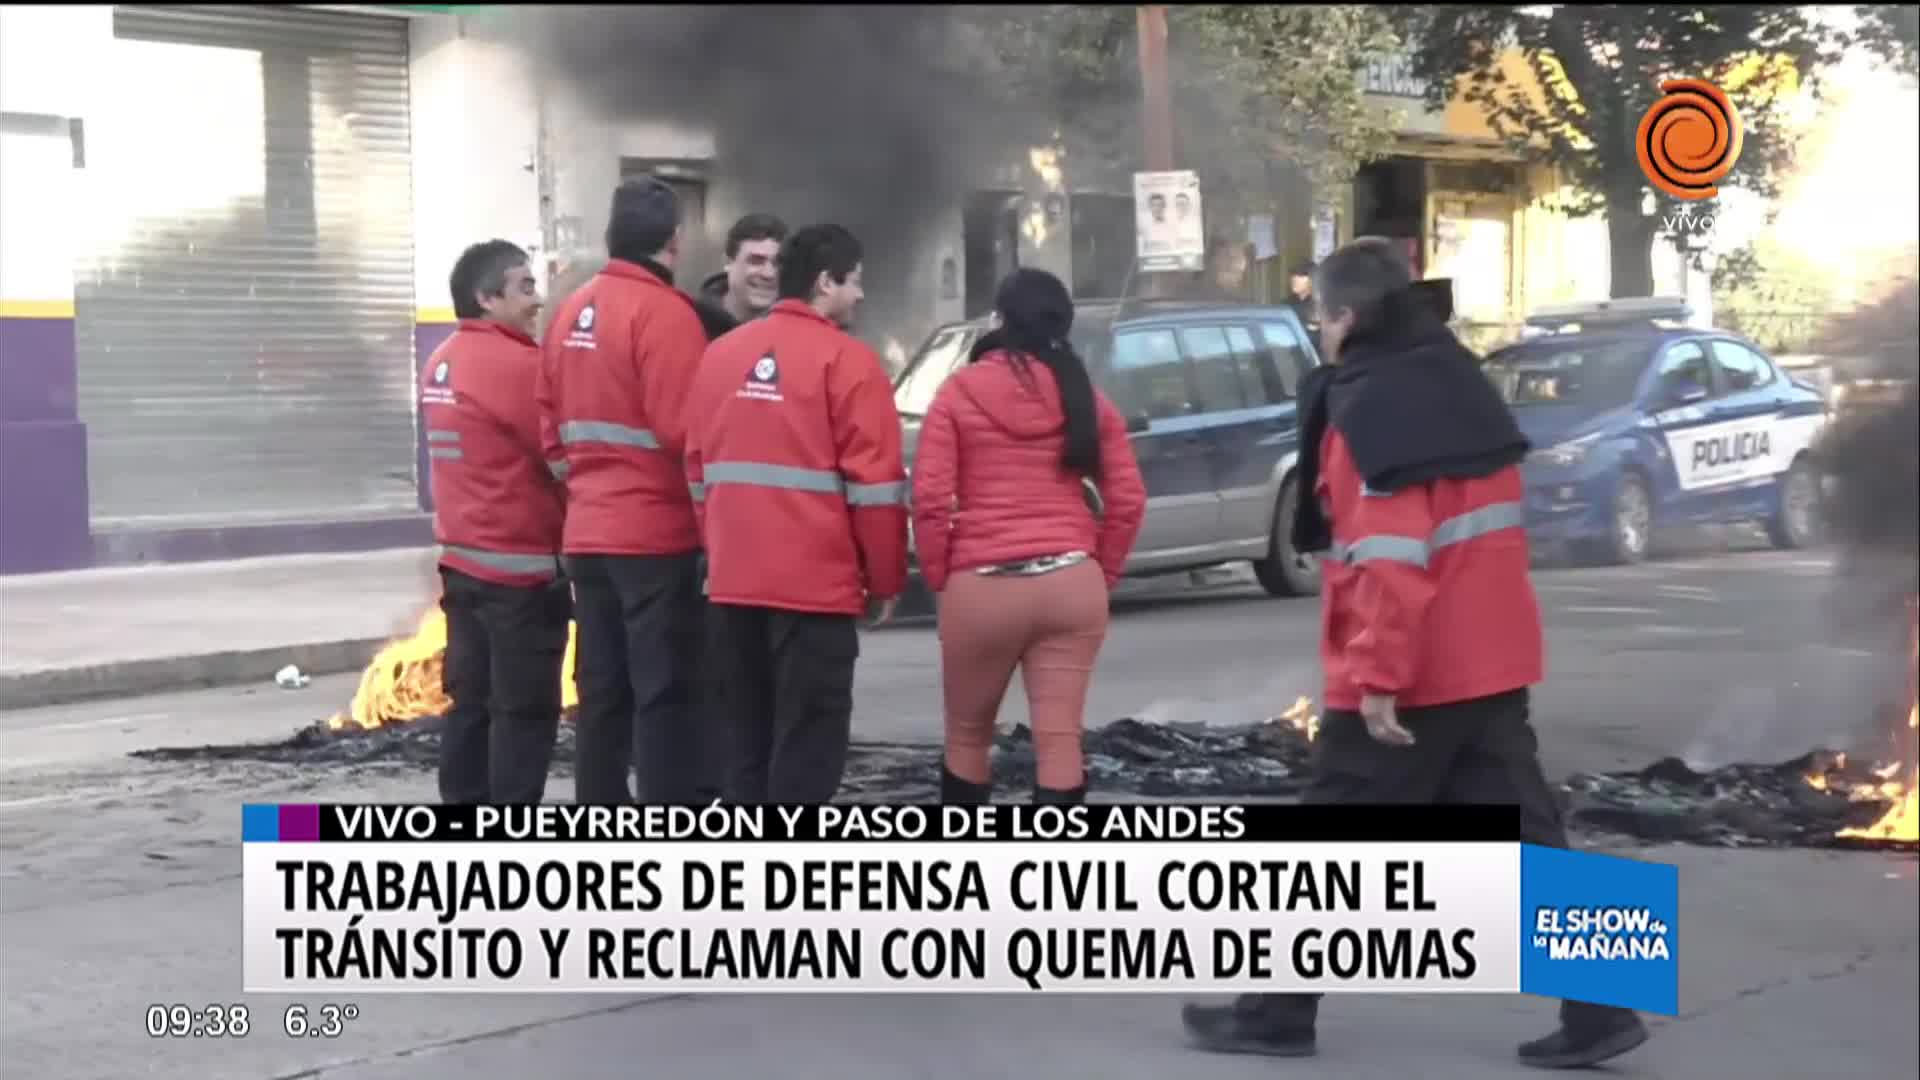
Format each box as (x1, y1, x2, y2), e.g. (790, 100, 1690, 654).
(326, 605, 578, 732)
(1272, 695, 1320, 742)
(1836, 701, 1918, 842)
(1836, 604, 1918, 844)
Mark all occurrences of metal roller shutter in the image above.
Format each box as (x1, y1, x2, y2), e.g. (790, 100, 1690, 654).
(75, 4, 417, 525)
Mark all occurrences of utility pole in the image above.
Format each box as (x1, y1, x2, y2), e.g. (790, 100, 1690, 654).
(1134, 5, 1175, 298)
(1136, 5, 1173, 171)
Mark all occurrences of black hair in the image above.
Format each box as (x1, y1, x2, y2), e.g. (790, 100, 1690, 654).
(449, 239, 528, 320)
(970, 267, 1103, 480)
(1148, 193, 1166, 205)
(777, 224, 862, 301)
(606, 177, 680, 264)
(1290, 259, 1317, 278)
(725, 213, 789, 259)
(1314, 236, 1412, 337)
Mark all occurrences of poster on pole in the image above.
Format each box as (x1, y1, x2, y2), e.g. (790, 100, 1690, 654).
(1134, 170, 1205, 271)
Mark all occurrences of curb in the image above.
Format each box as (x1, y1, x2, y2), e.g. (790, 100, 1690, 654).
(0, 637, 392, 711)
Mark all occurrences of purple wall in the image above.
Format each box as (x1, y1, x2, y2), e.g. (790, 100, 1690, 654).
(0, 315, 91, 574)
(0, 316, 449, 576)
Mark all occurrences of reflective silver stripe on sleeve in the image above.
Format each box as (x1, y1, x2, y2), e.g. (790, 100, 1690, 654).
(846, 480, 908, 506)
(1429, 500, 1526, 550)
(429, 447, 464, 461)
(548, 460, 569, 481)
(688, 481, 706, 502)
(557, 420, 659, 449)
(426, 429, 461, 443)
(440, 546, 560, 576)
(703, 461, 845, 494)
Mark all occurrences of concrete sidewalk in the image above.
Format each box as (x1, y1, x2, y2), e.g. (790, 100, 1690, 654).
(0, 546, 1247, 711)
(0, 549, 440, 709)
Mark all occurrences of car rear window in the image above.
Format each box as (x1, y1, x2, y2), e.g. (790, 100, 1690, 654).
(892, 313, 1115, 419)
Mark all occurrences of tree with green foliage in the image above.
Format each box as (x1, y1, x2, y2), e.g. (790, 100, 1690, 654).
(969, 6, 1404, 230)
(1386, 6, 1855, 299)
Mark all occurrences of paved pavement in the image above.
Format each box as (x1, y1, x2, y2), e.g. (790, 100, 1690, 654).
(0, 546, 1914, 1079)
(0, 548, 439, 708)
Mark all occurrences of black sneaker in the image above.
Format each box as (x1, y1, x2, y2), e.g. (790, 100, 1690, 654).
(939, 767, 990, 804)
(1517, 1011, 1649, 1069)
(1180, 1001, 1316, 1058)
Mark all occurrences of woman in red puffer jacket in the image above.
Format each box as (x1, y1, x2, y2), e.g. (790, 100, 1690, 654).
(910, 268, 1147, 804)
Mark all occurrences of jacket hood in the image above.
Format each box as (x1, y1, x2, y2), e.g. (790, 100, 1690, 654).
(952, 349, 1069, 439)
(700, 271, 729, 300)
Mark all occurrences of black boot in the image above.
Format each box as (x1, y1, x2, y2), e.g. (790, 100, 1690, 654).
(940, 765, 991, 803)
(1518, 1003, 1648, 1069)
(1033, 782, 1086, 804)
(1181, 994, 1317, 1058)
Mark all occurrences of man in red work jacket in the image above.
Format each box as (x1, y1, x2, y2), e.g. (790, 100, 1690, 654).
(538, 177, 715, 805)
(1181, 239, 1650, 1069)
(684, 223, 908, 803)
(420, 240, 570, 804)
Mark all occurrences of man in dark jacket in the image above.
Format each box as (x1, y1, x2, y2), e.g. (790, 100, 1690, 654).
(1179, 238, 1650, 1070)
(1286, 259, 1322, 354)
(698, 213, 788, 333)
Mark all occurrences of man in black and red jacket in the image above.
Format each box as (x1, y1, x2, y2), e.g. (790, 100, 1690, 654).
(1180, 238, 1650, 1070)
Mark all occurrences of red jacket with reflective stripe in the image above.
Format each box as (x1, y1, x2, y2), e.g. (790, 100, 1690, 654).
(685, 301, 909, 615)
(420, 320, 565, 587)
(909, 350, 1147, 592)
(538, 260, 708, 556)
(1315, 425, 1543, 710)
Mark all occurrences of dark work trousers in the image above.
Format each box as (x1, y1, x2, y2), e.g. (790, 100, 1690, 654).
(437, 567, 572, 804)
(709, 603, 860, 803)
(1244, 688, 1634, 1035)
(565, 552, 717, 804)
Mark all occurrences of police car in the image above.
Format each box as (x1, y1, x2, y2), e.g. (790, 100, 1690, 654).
(894, 297, 1325, 597)
(1488, 297, 1830, 564)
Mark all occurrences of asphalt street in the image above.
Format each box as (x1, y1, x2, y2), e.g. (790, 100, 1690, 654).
(1, 543, 1915, 1079)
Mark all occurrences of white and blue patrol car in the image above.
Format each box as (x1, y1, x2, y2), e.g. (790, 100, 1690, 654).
(1487, 298, 1830, 563)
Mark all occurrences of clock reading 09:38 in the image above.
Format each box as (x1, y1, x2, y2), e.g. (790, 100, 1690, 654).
(146, 1004, 251, 1038)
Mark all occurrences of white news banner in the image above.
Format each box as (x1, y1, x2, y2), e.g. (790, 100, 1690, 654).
(245, 842, 1520, 994)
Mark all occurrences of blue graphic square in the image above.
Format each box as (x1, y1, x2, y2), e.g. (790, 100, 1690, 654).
(242, 804, 281, 843)
(1520, 844, 1678, 1016)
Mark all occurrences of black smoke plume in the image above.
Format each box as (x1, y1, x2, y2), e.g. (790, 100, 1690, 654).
(1817, 277, 1919, 602)
(531, 5, 1039, 347)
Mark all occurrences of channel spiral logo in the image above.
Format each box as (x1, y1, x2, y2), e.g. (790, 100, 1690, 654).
(1636, 79, 1744, 201)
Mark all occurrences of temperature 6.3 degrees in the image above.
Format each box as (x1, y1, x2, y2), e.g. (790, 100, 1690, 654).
(284, 1004, 360, 1038)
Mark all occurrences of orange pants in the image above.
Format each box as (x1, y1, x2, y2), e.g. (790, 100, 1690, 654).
(937, 559, 1109, 790)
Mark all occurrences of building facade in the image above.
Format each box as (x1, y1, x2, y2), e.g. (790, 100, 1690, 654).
(1, 4, 486, 574)
(1328, 49, 1613, 352)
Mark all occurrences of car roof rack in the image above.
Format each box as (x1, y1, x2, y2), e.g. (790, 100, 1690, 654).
(1524, 296, 1694, 332)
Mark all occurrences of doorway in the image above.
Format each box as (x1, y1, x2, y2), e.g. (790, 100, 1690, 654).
(1351, 155, 1427, 278)
(962, 190, 1022, 320)
(619, 157, 712, 268)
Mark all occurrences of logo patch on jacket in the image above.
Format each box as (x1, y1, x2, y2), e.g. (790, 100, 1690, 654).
(421, 357, 456, 407)
(739, 351, 783, 402)
(565, 303, 598, 350)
